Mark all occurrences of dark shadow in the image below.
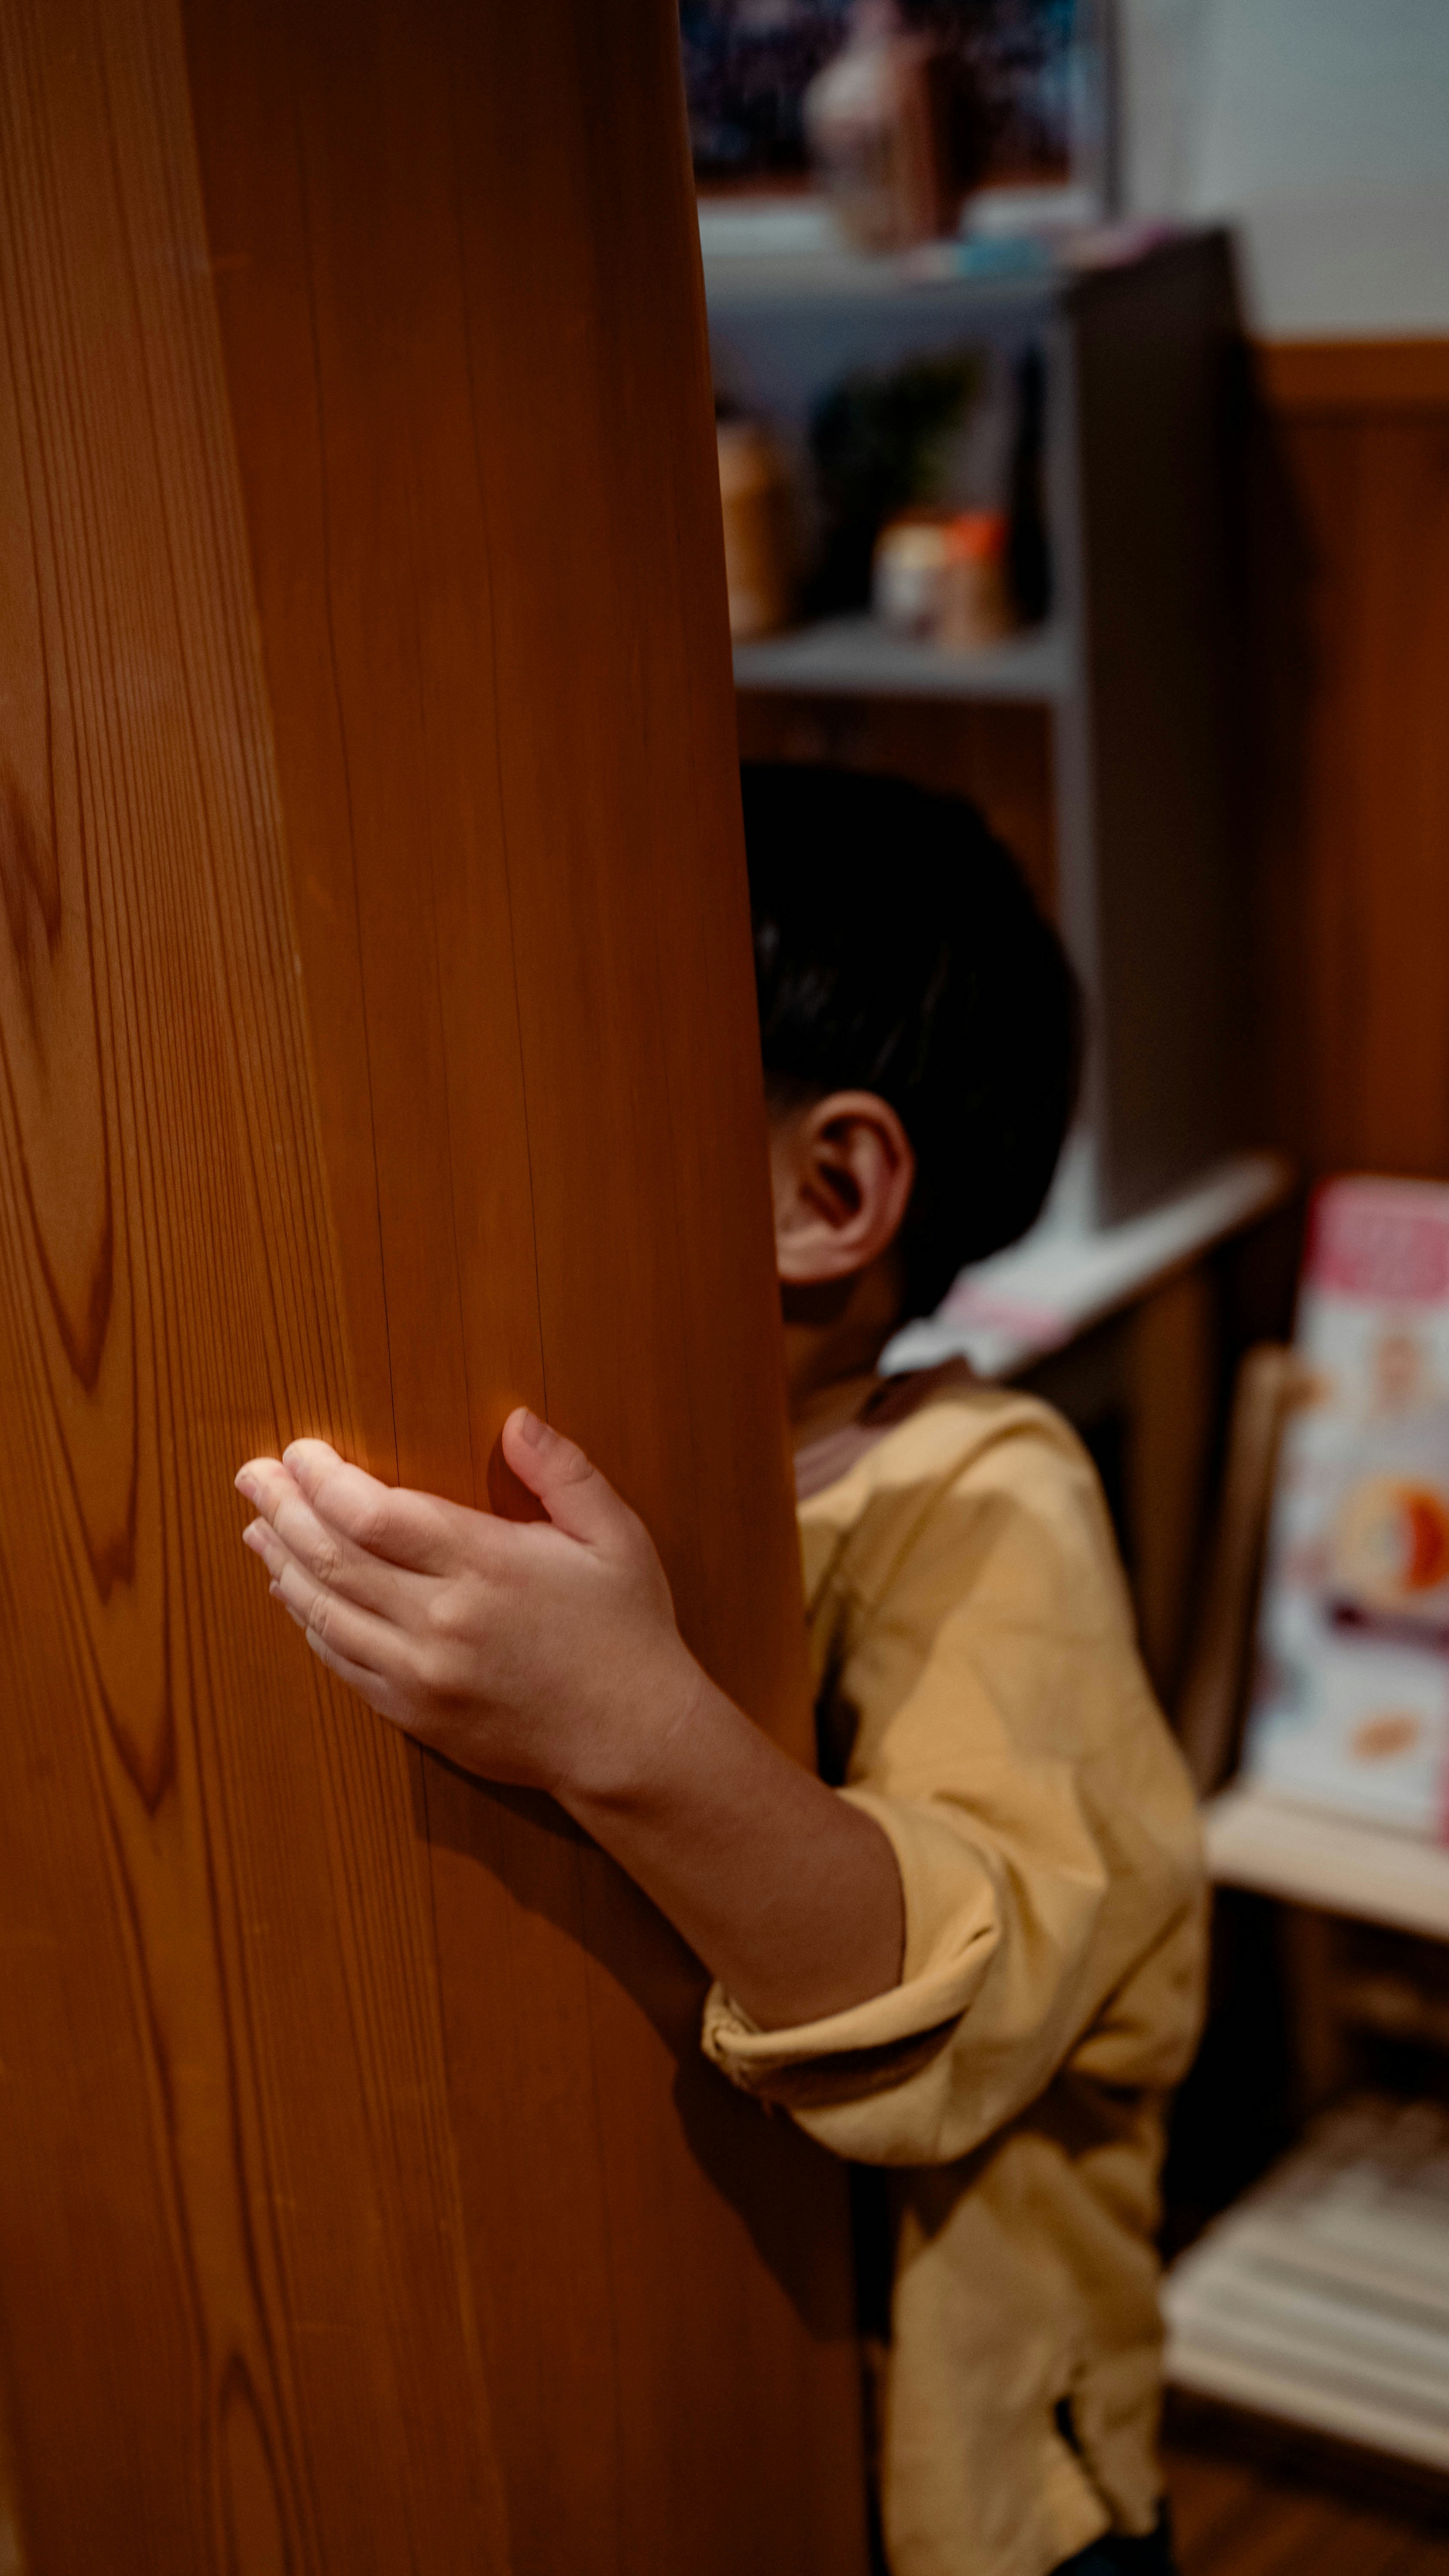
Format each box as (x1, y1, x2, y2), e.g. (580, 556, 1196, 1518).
(1161, 1885, 1298, 2259)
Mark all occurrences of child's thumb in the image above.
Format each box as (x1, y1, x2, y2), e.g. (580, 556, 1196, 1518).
(498, 1408, 626, 1547)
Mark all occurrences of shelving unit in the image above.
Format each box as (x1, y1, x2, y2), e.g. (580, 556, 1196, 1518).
(709, 224, 1278, 1694)
(1180, 1763, 1449, 2475)
(1161, 1335, 1449, 2472)
(1203, 1783, 1449, 1945)
(1164, 2095, 1449, 2473)
(706, 225, 1249, 1236)
(883, 1147, 1291, 1381)
(732, 611, 1074, 704)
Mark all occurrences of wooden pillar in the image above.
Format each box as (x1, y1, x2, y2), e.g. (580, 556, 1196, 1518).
(0, 2, 868, 2568)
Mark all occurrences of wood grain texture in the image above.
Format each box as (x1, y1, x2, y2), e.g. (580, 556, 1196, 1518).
(0, 4, 509, 2562)
(1257, 338, 1449, 413)
(0, 1, 868, 2569)
(1165, 2418, 1449, 2576)
(1250, 343, 1449, 1184)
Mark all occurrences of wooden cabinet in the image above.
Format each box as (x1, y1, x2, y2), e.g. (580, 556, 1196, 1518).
(0, 3, 868, 2567)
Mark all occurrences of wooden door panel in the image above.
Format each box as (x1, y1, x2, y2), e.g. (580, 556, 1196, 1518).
(183, 4, 863, 2562)
(0, 1, 868, 2569)
(0, 7, 509, 2565)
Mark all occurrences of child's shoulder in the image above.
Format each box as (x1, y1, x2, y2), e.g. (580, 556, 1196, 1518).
(798, 1359, 1092, 1522)
(800, 1368, 1183, 1806)
(798, 1360, 1129, 1635)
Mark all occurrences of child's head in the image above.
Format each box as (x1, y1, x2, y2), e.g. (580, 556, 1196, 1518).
(743, 762, 1080, 1333)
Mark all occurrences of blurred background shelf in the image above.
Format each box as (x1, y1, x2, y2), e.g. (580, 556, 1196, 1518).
(884, 1149, 1292, 1383)
(1203, 1785, 1449, 1944)
(732, 613, 1073, 702)
(1165, 2097, 1449, 2476)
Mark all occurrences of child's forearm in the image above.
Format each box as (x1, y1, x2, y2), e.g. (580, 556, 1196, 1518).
(555, 1659, 904, 2029)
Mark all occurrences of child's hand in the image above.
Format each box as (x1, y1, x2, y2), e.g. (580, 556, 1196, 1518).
(234, 1411, 700, 1797)
(236, 1409, 905, 2028)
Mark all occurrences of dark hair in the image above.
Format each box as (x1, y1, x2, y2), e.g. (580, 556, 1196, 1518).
(743, 762, 1081, 1321)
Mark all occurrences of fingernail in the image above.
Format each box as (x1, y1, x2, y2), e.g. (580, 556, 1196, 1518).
(235, 1469, 260, 1505)
(283, 1439, 332, 1475)
(241, 1523, 266, 1555)
(517, 1409, 547, 1448)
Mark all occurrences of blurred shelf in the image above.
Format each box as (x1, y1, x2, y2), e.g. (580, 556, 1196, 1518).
(1164, 2096, 1449, 2473)
(1203, 1782, 1449, 1942)
(703, 245, 1059, 314)
(731, 613, 1072, 704)
(883, 1151, 1294, 1383)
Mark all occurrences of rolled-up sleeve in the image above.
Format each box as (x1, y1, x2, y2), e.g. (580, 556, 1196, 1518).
(701, 1419, 1189, 2167)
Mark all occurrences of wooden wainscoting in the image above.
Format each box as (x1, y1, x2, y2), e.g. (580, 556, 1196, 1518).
(1250, 338, 1449, 1186)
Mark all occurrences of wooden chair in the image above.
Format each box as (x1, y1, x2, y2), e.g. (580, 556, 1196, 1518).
(1177, 1342, 1304, 1799)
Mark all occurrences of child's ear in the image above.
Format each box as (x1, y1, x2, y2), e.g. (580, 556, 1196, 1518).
(770, 1091, 915, 1287)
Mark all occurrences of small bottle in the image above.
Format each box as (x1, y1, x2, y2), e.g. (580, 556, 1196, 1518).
(872, 511, 954, 641)
(803, 0, 959, 255)
(716, 419, 792, 641)
(873, 508, 1012, 651)
(935, 510, 1013, 651)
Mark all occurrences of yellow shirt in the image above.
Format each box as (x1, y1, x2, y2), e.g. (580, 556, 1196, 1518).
(702, 1369, 1206, 2576)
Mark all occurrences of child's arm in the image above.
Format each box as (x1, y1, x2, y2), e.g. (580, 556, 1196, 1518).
(234, 1409, 904, 2032)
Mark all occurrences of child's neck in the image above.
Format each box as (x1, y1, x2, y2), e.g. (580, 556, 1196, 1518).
(782, 1253, 902, 1449)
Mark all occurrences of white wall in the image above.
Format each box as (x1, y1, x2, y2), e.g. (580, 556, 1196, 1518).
(1119, 0, 1449, 338)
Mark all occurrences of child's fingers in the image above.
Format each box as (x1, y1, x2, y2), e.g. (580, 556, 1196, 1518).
(242, 1515, 354, 1611)
(280, 1440, 462, 1576)
(297, 1612, 408, 1728)
(236, 1464, 417, 1617)
(267, 1552, 407, 1685)
(499, 1409, 640, 1551)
